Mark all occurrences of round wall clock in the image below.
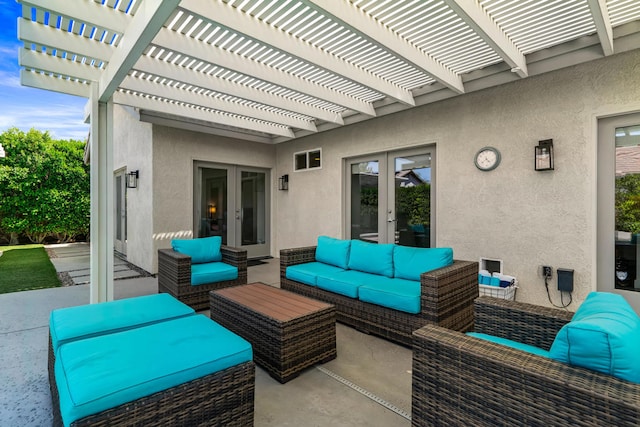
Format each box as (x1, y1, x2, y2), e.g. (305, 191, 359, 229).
(474, 146, 501, 171)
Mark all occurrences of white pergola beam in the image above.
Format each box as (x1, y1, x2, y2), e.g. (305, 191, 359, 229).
(98, 0, 180, 102)
(18, 18, 114, 61)
(306, 0, 465, 94)
(19, 49, 99, 82)
(120, 75, 317, 132)
(586, 0, 614, 56)
(443, 0, 528, 78)
(134, 55, 344, 125)
(152, 28, 375, 116)
(113, 91, 295, 138)
(180, 0, 414, 106)
(18, 0, 131, 34)
(20, 69, 90, 97)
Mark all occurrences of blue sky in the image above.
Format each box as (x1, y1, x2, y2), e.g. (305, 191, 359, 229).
(0, 0, 89, 141)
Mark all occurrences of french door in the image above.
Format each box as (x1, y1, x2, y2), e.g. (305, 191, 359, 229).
(346, 147, 434, 247)
(114, 169, 127, 254)
(194, 162, 270, 258)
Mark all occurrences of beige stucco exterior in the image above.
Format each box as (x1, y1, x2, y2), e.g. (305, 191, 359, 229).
(114, 48, 640, 310)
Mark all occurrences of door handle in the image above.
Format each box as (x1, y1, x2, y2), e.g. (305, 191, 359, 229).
(387, 218, 396, 223)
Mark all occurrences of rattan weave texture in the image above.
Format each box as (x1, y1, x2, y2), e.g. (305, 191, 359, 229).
(279, 246, 478, 347)
(158, 245, 247, 310)
(210, 283, 336, 383)
(411, 296, 640, 426)
(51, 360, 255, 426)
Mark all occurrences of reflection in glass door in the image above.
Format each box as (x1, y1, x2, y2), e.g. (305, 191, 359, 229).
(195, 163, 270, 258)
(392, 154, 431, 248)
(114, 170, 127, 254)
(347, 148, 433, 247)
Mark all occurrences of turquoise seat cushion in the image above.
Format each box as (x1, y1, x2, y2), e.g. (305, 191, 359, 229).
(49, 294, 194, 352)
(191, 262, 238, 285)
(358, 277, 421, 314)
(315, 236, 351, 269)
(549, 292, 640, 383)
(55, 315, 252, 427)
(467, 332, 550, 358)
(171, 236, 222, 264)
(393, 246, 453, 281)
(348, 240, 395, 278)
(286, 262, 346, 286)
(316, 270, 379, 298)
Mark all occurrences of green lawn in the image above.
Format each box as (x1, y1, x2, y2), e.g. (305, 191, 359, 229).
(0, 245, 61, 294)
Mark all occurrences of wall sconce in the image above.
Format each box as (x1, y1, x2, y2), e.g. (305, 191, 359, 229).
(208, 204, 217, 218)
(278, 174, 289, 191)
(126, 170, 139, 188)
(535, 139, 554, 171)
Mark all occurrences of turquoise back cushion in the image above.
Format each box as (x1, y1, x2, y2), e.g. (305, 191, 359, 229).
(467, 332, 550, 358)
(549, 292, 640, 383)
(393, 246, 453, 281)
(171, 236, 222, 264)
(315, 236, 351, 269)
(348, 239, 394, 278)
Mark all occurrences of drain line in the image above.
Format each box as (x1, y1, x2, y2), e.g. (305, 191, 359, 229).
(316, 366, 412, 421)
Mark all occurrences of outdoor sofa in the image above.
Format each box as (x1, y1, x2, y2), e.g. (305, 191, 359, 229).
(158, 236, 247, 310)
(280, 236, 478, 346)
(49, 294, 255, 426)
(412, 293, 640, 426)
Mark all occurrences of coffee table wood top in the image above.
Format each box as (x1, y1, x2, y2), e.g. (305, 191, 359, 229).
(212, 283, 333, 322)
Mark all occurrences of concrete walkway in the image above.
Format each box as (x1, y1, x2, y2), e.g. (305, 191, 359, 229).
(0, 251, 412, 427)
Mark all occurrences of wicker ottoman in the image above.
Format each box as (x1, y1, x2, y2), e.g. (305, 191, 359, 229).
(210, 283, 336, 383)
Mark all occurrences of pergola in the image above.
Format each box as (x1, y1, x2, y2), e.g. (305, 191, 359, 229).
(16, 0, 640, 302)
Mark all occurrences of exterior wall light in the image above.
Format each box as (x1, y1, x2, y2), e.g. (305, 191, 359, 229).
(126, 170, 139, 188)
(278, 174, 289, 191)
(535, 139, 554, 171)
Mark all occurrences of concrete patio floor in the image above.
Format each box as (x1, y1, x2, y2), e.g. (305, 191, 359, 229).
(0, 245, 413, 426)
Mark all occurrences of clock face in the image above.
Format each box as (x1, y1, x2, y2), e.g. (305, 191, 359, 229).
(475, 147, 501, 171)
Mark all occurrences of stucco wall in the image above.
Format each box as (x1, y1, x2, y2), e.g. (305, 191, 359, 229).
(275, 49, 640, 309)
(112, 105, 154, 272)
(151, 126, 276, 273)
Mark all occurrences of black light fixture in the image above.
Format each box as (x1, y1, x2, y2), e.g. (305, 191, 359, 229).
(126, 170, 139, 188)
(535, 139, 554, 171)
(278, 174, 289, 191)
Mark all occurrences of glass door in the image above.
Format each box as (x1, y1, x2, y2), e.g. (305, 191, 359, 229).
(195, 163, 270, 258)
(347, 147, 434, 246)
(114, 170, 127, 254)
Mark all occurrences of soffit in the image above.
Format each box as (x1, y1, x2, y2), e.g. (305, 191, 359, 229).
(17, 0, 640, 143)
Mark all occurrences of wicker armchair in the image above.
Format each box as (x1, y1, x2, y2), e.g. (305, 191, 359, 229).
(412, 296, 640, 426)
(158, 246, 247, 311)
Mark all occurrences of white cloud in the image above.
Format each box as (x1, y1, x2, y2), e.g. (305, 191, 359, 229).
(0, 101, 89, 141)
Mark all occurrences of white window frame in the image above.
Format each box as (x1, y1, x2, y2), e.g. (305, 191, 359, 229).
(293, 148, 322, 172)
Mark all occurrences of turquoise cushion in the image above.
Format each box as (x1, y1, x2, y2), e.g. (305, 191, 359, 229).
(55, 315, 253, 427)
(348, 240, 395, 278)
(549, 292, 640, 383)
(171, 236, 222, 264)
(49, 294, 195, 352)
(358, 277, 421, 314)
(393, 246, 453, 281)
(191, 262, 238, 285)
(285, 262, 346, 286)
(315, 236, 351, 269)
(316, 270, 378, 298)
(467, 332, 550, 358)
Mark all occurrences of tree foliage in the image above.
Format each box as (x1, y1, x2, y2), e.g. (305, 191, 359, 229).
(397, 183, 430, 226)
(0, 128, 89, 243)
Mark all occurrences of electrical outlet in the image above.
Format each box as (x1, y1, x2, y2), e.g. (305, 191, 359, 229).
(542, 266, 552, 278)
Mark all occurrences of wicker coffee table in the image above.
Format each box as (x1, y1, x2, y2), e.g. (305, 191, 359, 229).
(210, 283, 336, 383)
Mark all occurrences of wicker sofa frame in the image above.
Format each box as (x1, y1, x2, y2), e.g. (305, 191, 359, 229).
(51, 360, 255, 427)
(280, 246, 478, 347)
(158, 245, 247, 311)
(412, 296, 640, 426)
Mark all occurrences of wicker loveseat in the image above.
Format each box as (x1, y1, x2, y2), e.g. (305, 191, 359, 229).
(280, 237, 478, 347)
(412, 295, 640, 426)
(158, 237, 247, 310)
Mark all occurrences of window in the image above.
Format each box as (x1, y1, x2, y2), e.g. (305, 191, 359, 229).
(294, 149, 322, 171)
